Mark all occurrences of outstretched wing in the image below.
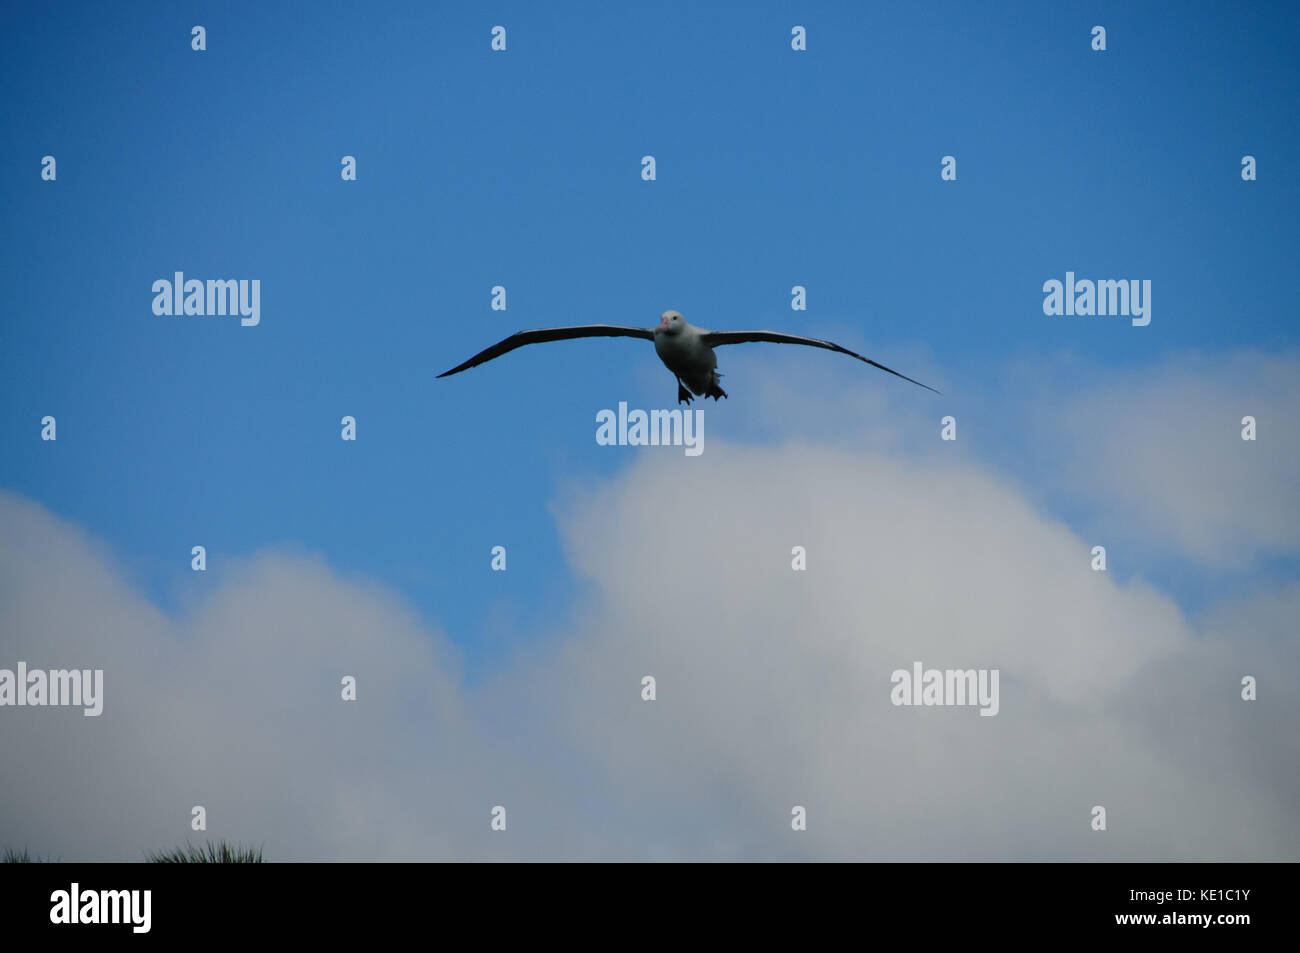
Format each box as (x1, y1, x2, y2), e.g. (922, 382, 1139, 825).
(438, 325, 655, 377)
(701, 329, 940, 394)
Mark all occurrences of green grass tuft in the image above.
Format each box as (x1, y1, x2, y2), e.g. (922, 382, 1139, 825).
(146, 840, 264, 863)
(3, 846, 51, 863)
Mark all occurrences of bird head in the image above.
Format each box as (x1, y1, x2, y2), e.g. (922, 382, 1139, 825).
(656, 310, 684, 335)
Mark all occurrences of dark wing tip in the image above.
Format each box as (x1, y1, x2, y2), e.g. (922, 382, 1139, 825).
(706, 329, 940, 393)
(865, 358, 941, 395)
(436, 325, 654, 379)
(910, 376, 943, 396)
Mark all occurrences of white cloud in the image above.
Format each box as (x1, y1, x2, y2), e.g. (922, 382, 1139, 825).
(1043, 350, 1300, 568)
(541, 444, 1295, 859)
(3, 412, 1296, 860)
(720, 346, 1300, 573)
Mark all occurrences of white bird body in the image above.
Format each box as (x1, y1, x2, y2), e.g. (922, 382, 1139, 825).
(438, 309, 938, 403)
(652, 314, 723, 398)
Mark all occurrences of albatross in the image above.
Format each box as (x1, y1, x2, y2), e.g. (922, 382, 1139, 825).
(438, 310, 939, 404)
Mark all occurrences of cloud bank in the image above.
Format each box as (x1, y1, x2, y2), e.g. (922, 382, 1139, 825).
(3, 363, 1296, 860)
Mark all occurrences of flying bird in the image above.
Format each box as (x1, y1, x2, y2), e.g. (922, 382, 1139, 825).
(438, 310, 939, 404)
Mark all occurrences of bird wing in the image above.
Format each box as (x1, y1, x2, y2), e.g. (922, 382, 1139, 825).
(437, 325, 655, 377)
(700, 329, 940, 394)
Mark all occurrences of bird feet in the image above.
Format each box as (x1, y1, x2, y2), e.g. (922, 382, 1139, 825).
(707, 384, 728, 401)
(676, 382, 694, 405)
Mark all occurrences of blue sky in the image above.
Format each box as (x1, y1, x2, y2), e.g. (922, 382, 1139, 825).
(3, 1, 1299, 863)
(3, 0, 1298, 672)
